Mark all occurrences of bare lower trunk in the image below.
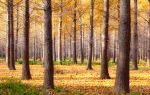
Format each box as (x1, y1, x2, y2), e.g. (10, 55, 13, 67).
(147, 0, 150, 66)
(58, 0, 62, 64)
(6, 0, 10, 68)
(43, 0, 54, 89)
(9, 0, 15, 70)
(73, 0, 77, 64)
(80, 15, 84, 64)
(22, 0, 31, 80)
(14, 5, 19, 62)
(53, 33, 56, 61)
(113, 31, 117, 63)
(100, 0, 110, 79)
(132, 0, 138, 70)
(114, 0, 131, 94)
(87, 0, 94, 70)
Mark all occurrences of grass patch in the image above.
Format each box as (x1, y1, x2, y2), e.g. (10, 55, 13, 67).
(16, 59, 42, 65)
(54, 59, 72, 65)
(0, 78, 45, 95)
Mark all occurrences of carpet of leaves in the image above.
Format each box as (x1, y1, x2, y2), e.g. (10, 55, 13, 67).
(0, 63, 150, 95)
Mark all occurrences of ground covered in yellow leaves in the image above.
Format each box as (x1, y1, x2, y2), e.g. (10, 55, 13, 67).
(0, 63, 150, 95)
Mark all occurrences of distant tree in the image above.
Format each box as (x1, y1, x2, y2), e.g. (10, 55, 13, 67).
(87, 0, 94, 70)
(132, 0, 138, 70)
(73, 0, 77, 64)
(58, 0, 63, 64)
(22, 0, 31, 80)
(114, 0, 131, 94)
(100, 0, 110, 79)
(15, 4, 19, 62)
(43, 0, 54, 89)
(53, 33, 56, 61)
(79, 13, 84, 64)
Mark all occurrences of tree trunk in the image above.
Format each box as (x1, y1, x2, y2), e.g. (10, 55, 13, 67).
(100, 0, 110, 79)
(6, 0, 11, 69)
(147, 0, 150, 66)
(132, 0, 138, 70)
(63, 33, 66, 61)
(33, 36, 36, 61)
(114, 0, 131, 94)
(87, 0, 94, 70)
(53, 33, 56, 61)
(22, 0, 31, 80)
(14, 4, 19, 62)
(80, 14, 84, 64)
(9, 0, 15, 70)
(43, 0, 54, 89)
(58, 0, 62, 64)
(73, 0, 77, 64)
(113, 31, 117, 63)
(69, 34, 72, 60)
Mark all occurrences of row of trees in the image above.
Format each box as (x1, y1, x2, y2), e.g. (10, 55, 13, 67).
(5, 0, 54, 88)
(1, 0, 150, 94)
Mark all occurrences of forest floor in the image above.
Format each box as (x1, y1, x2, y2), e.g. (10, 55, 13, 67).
(0, 62, 150, 95)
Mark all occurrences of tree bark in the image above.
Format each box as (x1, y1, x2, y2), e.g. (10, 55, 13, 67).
(147, 0, 150, 66)
(14, 4, 19, 63)
(132, 0, 138, 70)
(58, 0, 63, 64)
(63, 33, 66, 61)
(87, 0, 94, 70)
(80, 14, 84, 64)
(22, 0, 31, 80)
(113, 31, 117, 63)
(9, 0, 15, 70)
(6, 0, 11, 69)
(114, 0, 131, 94)
(53, 33, 56, 61)
(100, 0, 110, 79)
(73, 0, 77, 64)
(43, 0, 54, 89)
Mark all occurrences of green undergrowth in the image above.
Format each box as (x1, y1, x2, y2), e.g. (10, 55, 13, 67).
(0, 78, 46, 95)
(16, 59, 42, 65)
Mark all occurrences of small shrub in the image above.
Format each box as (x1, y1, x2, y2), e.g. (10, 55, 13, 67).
(53, 87, 62, 93)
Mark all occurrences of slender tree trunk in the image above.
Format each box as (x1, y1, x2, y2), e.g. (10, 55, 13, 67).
(43, 0, 54, 89)
(22, 0, 31, 80)
(100, 0, 110, 79)
(113, 31, 117, 63)
(100, 32, 102, 60)
(53, 33, 56, 61)
(87, 0, 94, 70)
(6, 0, 11, 69)
(9, 0, 15, 70)
(132, 0, 138, 70)
(69, 34, 72, 60)
(58, 0, 62, 64)
(116, 0, 120, 63)
(147, 0, 150, 66)
(33, 36, 36, 61)
(73, 0, 77, 64)
(63, 34, 66, 61)
(80, 15, 84, 64)
(14, 4, 19, 62)
(114, 0, 131, 94)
